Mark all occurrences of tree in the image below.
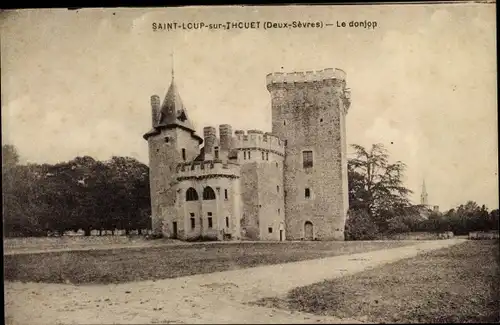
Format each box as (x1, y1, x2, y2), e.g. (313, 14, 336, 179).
(489, 209, 499, 230)
(348, 143, 414, 233)
(104, 156, 150, 234)
(2, 144, 20, 170)
(2, 153, 152, 237)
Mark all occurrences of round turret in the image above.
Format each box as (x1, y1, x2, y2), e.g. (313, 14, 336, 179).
(232, 130, 285, 156)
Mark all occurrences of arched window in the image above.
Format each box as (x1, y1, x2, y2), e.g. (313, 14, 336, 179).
(186, 187, 199, 201)
(203, 186, 216, 200)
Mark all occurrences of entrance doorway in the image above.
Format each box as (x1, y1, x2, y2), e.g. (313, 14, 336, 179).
(304, 221, 313, 240)
(172, 222, 178, 239)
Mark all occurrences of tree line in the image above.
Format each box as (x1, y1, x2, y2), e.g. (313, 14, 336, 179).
(345, 143, 499, 240)
(2, 143, 498, 238)
(2, 145, 151, 237)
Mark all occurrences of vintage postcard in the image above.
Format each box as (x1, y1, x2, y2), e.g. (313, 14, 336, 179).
(2, 3, 498, 324)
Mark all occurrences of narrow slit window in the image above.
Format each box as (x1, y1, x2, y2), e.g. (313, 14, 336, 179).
(224, 189, 228, 200)
(182, 148, 186, 161)
(214, 147, 219, 159)
(262, 151, 265, 160)
(208, 217, 213, 228)
(190, 217, 195, 229)
(226, 217, 229, 228)
(305, 188, 311, 199)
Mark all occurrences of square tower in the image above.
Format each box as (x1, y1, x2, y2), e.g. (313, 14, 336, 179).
(266, 68, 351, 240)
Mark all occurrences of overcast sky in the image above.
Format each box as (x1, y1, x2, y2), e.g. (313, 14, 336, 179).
(1, 5, 497, 210)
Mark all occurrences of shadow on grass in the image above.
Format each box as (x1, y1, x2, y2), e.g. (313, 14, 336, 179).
(4, 241, 417, 285)
(252, 240, 500, 323)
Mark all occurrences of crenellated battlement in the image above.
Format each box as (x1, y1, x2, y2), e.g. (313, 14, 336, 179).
(266, 68, 346, 88)
(175, 160, 240, 180)
(232, 130, 285, 155)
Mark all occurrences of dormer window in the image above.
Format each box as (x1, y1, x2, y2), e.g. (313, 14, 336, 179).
(177, 109, 187, 122)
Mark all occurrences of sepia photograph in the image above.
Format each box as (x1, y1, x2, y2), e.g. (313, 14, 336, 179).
(2, 3, 498, 324)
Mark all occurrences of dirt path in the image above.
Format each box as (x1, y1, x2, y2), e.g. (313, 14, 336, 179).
(4, 239, 466, 324)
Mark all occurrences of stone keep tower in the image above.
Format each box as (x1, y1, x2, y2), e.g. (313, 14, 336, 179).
(266, 68, 351, 240)
(143, 74, 203, 235)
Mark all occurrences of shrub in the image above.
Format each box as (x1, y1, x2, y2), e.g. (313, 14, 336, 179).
(345, 209, 380, 240)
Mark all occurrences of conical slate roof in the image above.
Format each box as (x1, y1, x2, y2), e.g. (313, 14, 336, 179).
(144, 75, 202, 143)
(157, 78, 195, 131)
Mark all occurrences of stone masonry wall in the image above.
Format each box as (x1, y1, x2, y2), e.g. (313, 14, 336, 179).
(148, 128, 200, 234)
(240, 163, 260, 239)
(268, 73, 349, 240)
(256, 160, 286, 240)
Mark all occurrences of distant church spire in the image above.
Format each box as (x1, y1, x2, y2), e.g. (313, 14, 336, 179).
(171, 50, 175, 81)
(420, 179, 429, 206)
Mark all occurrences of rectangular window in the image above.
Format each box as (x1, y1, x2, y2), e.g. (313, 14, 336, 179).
(224, 189, 228, 200)
(214, 149, 219, 159)
(278, 208, 280, 215)
(262, 152, 265, 160)
(244, 151, 246, 160)
(208, 212, 212, 216)
(190, 217, 195, 229)
(266, 152, 269, 160)
(190, 213, 195, 217)
(305, 188, 311, 199)
(208, 217, 213, 228)
(268, 227, 273, 233)
(277, 185, 280, 193)
(303, 150, 313, 168)
(248, 151, 251, 159)
(226, 217, 229, 228)
(182, 148, 186, 161)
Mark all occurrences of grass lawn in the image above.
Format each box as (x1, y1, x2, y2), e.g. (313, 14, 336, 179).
(254, 240, 500, 323)
(4, 240, 416, 285)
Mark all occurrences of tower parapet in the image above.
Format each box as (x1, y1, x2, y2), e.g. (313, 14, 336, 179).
(176, 160, 240, 180)
(232, 129, 285, 156)
(266, 68, 346, 89)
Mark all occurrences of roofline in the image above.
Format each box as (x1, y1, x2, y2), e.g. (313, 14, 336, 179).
(143, 124, 203, 144)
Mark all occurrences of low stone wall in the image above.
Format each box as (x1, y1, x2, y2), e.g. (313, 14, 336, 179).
(3, 235, 150, 251)
(381, 232, 454, 240)
(468, 231, 499, 240)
